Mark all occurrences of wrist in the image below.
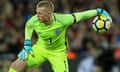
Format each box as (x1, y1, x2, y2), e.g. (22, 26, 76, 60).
(96, 8, 104, 15)
(24, 39, 32, 46)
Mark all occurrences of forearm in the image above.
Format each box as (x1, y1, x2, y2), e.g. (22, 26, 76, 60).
(25, 25, 33, 40)
(74, 9, 97, 22)
(19, 25, 34, 60)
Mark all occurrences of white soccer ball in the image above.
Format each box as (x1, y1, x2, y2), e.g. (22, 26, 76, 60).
(92, 15, 112, 34)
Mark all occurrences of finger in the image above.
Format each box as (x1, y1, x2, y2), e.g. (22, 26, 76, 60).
(18, 53, 25, 60)
(18, 50, 27, 60)
(29, 51, 34, 57)
(24, 51, 28, 60)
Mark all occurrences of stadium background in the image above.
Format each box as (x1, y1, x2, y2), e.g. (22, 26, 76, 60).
(0, 0, 120, 72)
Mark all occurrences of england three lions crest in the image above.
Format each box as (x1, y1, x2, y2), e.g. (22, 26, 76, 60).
(54, 29, 60, 35)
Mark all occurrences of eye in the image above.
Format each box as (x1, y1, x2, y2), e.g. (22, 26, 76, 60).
(37, 12, 40, 14)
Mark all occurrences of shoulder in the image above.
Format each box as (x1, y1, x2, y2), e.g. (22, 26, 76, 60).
(53, 13, 72, 22)
(54, 13, 72, 17)
(26, 14, 38, 24)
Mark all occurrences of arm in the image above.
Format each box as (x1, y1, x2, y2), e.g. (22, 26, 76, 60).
(57, 8, 110, 27)
(57, 9, 97, 26)
(18, 20, 34, 60)
(74, 9, 97, 22)
(74, 8, 111, 23)
(25, 21, 34, 39)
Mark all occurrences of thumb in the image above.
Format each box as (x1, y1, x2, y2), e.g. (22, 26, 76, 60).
(29, 50, 34, 57)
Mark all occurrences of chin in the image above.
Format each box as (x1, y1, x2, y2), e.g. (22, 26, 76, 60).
(38, 19, 43, 22)
(40, 20, 46, 23)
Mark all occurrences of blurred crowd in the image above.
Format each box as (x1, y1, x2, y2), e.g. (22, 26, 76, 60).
(0, 0, 120, 72)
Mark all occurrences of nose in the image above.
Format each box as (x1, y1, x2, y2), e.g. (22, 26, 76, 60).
(38, 14, 44, 17)
(37, 14, 42, 18)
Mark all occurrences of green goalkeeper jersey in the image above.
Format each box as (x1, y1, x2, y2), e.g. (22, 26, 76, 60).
(25, 10, 97, 50)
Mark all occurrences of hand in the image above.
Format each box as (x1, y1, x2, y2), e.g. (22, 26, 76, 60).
(18, 40, 34, 60)
(97, 8, 112, 22)
(97, 8, 110, 18)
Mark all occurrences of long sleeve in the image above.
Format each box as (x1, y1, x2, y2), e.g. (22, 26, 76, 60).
(74, 9, 97, 22)
(55, 9, 97, 27)
(25, 21, 34, 40)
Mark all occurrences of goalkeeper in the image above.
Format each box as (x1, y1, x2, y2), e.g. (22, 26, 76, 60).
(8, 1, 111, 72)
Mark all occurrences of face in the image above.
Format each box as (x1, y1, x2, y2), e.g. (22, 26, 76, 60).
(36, 7, 52, 23)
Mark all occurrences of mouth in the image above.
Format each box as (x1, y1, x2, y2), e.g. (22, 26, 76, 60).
(38, 16, 44, 21)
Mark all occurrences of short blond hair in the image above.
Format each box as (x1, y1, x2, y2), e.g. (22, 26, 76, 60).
(36, 1, 54, 12)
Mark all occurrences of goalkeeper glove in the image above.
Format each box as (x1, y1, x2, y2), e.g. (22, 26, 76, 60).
(18, 39, 34, 60)
(97, 8, 110, 18)
(97, 8, 112, 22)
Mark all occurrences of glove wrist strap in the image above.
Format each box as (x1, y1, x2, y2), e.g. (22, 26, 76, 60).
(97, 8, 103, 14)
(24, 39, 32, 46)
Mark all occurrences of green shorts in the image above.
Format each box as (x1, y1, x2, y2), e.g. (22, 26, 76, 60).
(26, 44, 69, 72)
